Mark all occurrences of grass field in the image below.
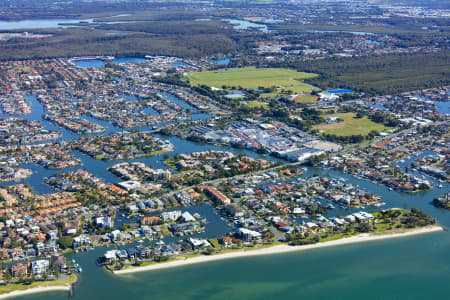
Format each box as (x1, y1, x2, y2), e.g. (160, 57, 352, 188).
(313, 112, 390, 136)
(243, 100, 269, 109)
(293, 95, 318, 103)
(186, 67, 318, 94)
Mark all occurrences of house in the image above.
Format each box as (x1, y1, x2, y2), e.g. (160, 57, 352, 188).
(32, 259, 49, 275)
(189, 238, 210, 249)
(104, 250, 118, 263)
(140, 216, 161, 225)
(198, 186, 231, 205)
(11, 262, 28, 277)
(51, 255, 68, 272)
(238, 228, 262, 241)
(225, 204, 244, 217)
(219, 236, 233, 246)
(95, 216, 114, 228)
(181, 212, 196, 222)
(73, 235, 90, 248)
(41, 224, 58, 240)
(161, 210, 181, 222)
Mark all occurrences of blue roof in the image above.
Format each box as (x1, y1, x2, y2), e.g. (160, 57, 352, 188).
(326, 89, 354, 94)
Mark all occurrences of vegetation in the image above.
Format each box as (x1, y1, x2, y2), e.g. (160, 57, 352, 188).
(0, 20, 236, 60)
(0, 273, 76, 295)
(312, 112, 391, 141)
(288, 208, 436, 246)
(186, 67, 317, 91)
(272, 51, 450, 96)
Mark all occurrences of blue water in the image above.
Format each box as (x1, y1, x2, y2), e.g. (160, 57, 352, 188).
(308, 30, 375, 36)
(113, 57, 148, 64)
(73, 57, 150, 68)
(74, 59, 105, 68)
(0, 18, 94, 30)
(433, 100, 449, 115)
(0, 17, 150, 30)
(225, 94, 245, 99)
(264, 19, 284, 24)
(170, 61, 190, 68)
(223, 19, 268, 32)
(210, 58, 231, 65)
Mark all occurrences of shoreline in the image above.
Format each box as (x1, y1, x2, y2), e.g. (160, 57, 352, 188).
(114, 225, 444, 275)
(0, 285, 70, 300)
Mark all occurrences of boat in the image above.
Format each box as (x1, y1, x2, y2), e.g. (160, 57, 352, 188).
(438, 184, 443, 188)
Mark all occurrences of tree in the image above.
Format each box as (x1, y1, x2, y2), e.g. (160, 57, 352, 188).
(4, 269, 12, 282)
(59, 236, 73, 250)
(358, 222, 371, 233)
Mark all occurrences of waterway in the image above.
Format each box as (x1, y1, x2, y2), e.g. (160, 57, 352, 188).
(0, 18, 94, 30)
(0, 92, 280, 195)
(0, 17, 147, 30)
(73, 57, 150, 68)
(210, 58, 231, 65)
(223, 19, 268, 32)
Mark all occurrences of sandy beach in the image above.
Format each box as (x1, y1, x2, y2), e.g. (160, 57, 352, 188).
(114, 225, 444, 275)
(0, 285, 70, 300)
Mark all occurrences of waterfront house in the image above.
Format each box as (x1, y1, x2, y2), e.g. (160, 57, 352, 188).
(31, 259, 49, 275)
(11, 262, 28, 277)
(51, 255, 68, 273)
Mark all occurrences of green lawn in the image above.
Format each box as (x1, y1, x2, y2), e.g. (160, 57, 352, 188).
(312, 112, 390, 136)
(186, 67, 317, 93)
(243, 100, 269, 109)
(293, 95, 319, 103)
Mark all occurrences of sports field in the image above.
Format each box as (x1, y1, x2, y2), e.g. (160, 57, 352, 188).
(312, 112, 390, 136)
(186, 67, 317, 93)
(293, 95, 318, 103)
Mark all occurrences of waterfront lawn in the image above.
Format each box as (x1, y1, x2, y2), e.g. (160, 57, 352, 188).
(312, 112, 390, 137)
(186, 67, 317, 92)
(0, 274, 76, 295)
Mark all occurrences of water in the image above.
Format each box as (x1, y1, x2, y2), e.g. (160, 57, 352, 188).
(223, 19, 268, 32)
(113, 57, 148, 64)
(210, 58, 231, 65)
(432, 100, 449, 115)
(225, 94, 245, 99)
(263, 19, 284, 24)
(308, 30, 375, 36)
(73, 59, 105, 68)
(364, 40, 383, 45)
(0, 17, 149, 30)
(73, 57, 149, 68)
(0, 18, 94, 30)
(169, 61, 190, 68)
